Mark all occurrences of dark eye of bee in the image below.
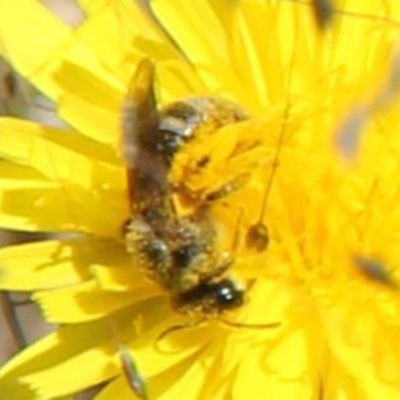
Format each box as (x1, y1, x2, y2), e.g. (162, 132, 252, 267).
(173, 278, 245, 314)
(213, 279, 245, 309)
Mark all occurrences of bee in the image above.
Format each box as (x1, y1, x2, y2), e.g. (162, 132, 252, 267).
(122, 58, 250, 318)
(119, 58, 284, 399)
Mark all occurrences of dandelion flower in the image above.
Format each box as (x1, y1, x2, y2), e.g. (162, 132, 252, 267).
(1, 1, 400, 399)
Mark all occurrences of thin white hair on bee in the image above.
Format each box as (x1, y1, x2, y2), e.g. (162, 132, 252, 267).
(335, 48, 400, 163)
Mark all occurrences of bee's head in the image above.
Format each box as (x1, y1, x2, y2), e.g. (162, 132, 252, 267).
(158, 96, 248, 162)
(173, 278, 245, 315)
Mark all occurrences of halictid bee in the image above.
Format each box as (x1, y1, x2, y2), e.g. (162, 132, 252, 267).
(119, 58, 281, 399)
(122, 58, 251, 318)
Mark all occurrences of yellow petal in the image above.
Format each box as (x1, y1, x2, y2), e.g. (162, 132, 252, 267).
(0, 0, 72, 101)
(0, 118, 120, 181)
(0, 238, 127, 291)
(33, 280, 158, 324)
(20, 344, 117, 399)
(0, 161, 55, 190)
(57, 0, 205, 145)
(0, 119, 128, 235)
(0, 240, 88, 290)
(0, 322, 122, 399)
(152, 0, 243, 101)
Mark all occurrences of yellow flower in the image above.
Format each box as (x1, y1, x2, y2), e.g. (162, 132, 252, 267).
(1, 0, 400, 399)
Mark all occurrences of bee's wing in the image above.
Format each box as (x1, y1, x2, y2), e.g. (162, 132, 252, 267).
(122, 58, 164, 207)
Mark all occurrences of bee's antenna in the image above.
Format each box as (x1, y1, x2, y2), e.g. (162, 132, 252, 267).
(155, 318, 206, 353)
(156, 314, 280, 352)
(219, 317, 281, 330)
